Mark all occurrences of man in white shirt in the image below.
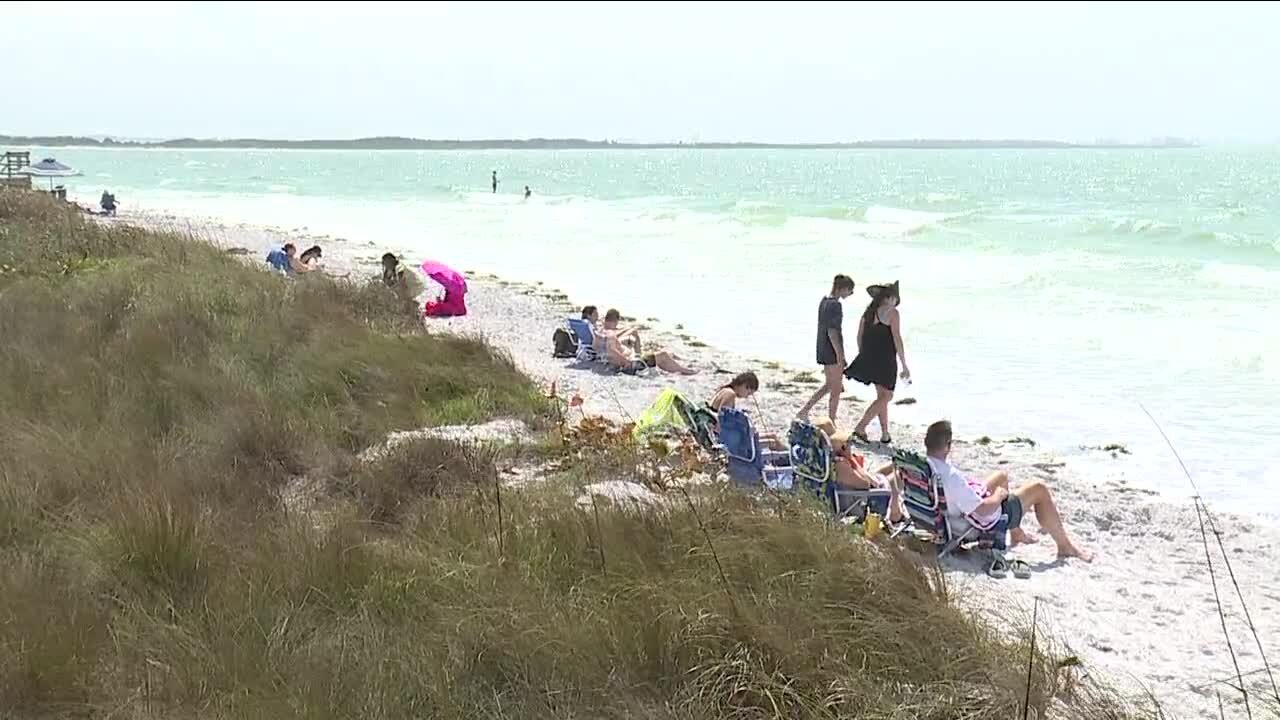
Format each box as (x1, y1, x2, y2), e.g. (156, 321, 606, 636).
(925, 420, 1093, 561)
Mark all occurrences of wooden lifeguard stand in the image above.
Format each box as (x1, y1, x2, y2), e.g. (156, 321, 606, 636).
(1, 151, 32, 189)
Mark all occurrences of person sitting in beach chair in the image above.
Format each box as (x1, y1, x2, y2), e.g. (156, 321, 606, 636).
(709, 371, 758, 411)
(596, 308, 697, 375)
(710, 372, 785, 450)
(924, 420, 1093, 562)
(894, 446, 1007, 561)
(790, 419, 900, 521)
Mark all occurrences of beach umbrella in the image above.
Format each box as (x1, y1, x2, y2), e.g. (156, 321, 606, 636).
(419, 260, 468, 294)
(19, 157, 83, 190)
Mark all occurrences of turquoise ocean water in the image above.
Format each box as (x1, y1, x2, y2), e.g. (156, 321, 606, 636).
(35, 146, 1280, 514)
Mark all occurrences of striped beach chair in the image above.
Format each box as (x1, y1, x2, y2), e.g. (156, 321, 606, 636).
(673, 393, 719, 454)
(892, 449, 1007, 556)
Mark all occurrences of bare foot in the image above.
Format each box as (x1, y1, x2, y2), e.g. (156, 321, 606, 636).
(1058, 544, 1094, 562)
(1010, 528, 1039, 545)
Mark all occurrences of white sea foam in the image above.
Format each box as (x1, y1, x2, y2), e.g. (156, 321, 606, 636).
(1197, 260, 1280, 289)
(863, 204, 954, 230)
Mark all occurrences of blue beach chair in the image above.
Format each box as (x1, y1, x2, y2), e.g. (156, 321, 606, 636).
(892, 449, 1008, 557)
(565, 318, 601, 363)
(717, 407, 792, 490)
(787, 420, 891, 521)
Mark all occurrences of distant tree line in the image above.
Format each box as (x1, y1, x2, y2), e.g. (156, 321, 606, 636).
(0, 134, 1198, 150)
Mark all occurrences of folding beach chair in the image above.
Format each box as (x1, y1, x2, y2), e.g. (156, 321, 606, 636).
(892, 449, 1007, 557)
(787, 420, 892, 521)
(718, 407, 792, 490)
(633, 388, 720, 453)
(672, 393, 719, 454)
(565, 318, 601, 363)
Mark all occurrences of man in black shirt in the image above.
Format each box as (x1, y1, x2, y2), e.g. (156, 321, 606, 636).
(797, 274, 856, 423)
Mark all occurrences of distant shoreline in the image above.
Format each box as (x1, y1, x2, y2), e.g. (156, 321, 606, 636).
(2, 134, 1198, 151)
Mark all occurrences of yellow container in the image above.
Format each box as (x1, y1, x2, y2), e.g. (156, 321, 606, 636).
(863, 512, 882, 539)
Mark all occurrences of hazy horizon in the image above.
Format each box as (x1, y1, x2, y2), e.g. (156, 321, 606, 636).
(4, 1, 1278, 144)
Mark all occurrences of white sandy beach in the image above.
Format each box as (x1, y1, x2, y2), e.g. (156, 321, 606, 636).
(128, 209, 1280, 719)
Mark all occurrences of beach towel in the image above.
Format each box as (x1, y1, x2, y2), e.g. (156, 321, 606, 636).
(632, 389, 719, 451)
(633, 388, 691, 441)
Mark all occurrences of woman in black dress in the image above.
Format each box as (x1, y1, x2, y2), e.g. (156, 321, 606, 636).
(845, 281, 911, 444)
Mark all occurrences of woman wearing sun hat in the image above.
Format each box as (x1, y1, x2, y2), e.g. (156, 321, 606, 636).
(845, 281, 911, 444)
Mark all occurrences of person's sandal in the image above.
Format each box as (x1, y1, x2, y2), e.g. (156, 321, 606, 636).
(852, 431, 871, 444)
(1011, 559, 1032, 580)
(986, 556, 1010, 579)
(879, 434, 893, 445)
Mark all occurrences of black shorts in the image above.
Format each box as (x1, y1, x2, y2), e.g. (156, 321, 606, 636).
(1003, 495, 1024, 530)
(622, 355, 657, 375)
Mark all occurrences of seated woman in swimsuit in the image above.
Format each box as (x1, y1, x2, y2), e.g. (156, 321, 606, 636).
(710, 371, 785, 450)
(709, 371, 759, 411)
(814, 419, 905, 522)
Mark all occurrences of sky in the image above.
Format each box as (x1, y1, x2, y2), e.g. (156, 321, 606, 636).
(4, 0, 1279, 143)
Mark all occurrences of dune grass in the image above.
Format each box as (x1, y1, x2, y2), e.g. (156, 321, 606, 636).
(0, 192, 1154, 719)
